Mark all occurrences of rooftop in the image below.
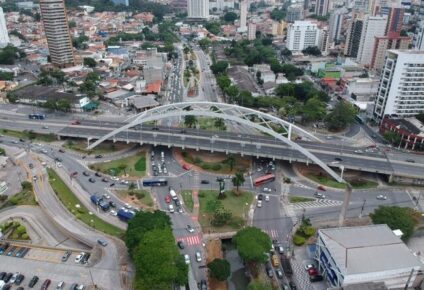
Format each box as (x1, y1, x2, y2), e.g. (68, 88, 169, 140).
(319, 225, 422, 275)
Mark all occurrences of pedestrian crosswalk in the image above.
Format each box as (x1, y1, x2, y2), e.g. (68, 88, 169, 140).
(289, 199, 343, 210)
(263, 229, 279, 240)
(192, 171, 200, 189)
(176, 234, 201, 246)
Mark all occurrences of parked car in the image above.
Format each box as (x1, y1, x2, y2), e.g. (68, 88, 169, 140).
(41, 279, 51, 290)
(314, 192, 326, 199)
(275, 269, 283, 279)
(28, 275, 39, 288)
(275, 245, 284, 254)
(97, 239, 108, 247)
(195, 251, 202, 262)
(184, 254, 190, 264)
(165, 195, 171, 203)
(187, 225, 194, 233)
(257, 200, 262, 208)
(200, 280, 207, 290)
(15, 274, 25, 285)
(289, 281, 297, 290)
(200, 180, 209, 184)
(82, 171, 89, 176)
(95, 172, 102, 177)
(308, 267, 318, 276)
(168, 204, 175, 213)
(10, 272, 20, 283)
(75, 254, 83, 264)
(55, 281, 65, 289)
(62, 251, 71, 262)
(257, 194, 263, 201)
(88, 178, 95, 183)
(376, 194, 387, 200)
(177, 241, 184, 249)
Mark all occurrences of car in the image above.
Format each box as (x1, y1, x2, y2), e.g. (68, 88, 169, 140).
(0, 272, 5, 280)
(187, 225, 194, 233)
(275, 245, 284, 254)
(71, 171, 78, 177)
(41, 279, 51, 290)
(33, 176, 38, 181)
(184, 254, 190, 264)
(6, 247, 16, 256)
(19, 138, 25, 142)
(376, 194, 387, 200)
(195, 251, 202, 262)
(177, 206, 183, 213)
(174, 199, 181, 206)
(2, 284, 11, 290)
(102, 193, 110, 199)
(76, 284, 85, 290)
(110, 183, 115, 187)
(304, 264, 315, 271)
(9, 272, 19, 283)
(15, 274, 25, 285)
(109, 201, 116, 208)
(257, 194, 263, 200)
(317, 185, 326, 191)
(263, 188, 272, 192)
(28, 275, 39, 288)
(29, 163, 34, 169)
(406, 159, 415, 163)
(289, 281, 297, 290)
(310, 275, 324, 282)
(354, 150, 363, 154)
(81, 253, 90, 264)
(152, 127, 159, 131)
(177, 241, 185, 249)
(308, 267, 318, 276)
(17, 288, 24, 290)
(82, 171, 89, 176)
(71, 120, 80, 125)
(55, 281, 65, 289)
(97, 239, 108, 247)
(200, 180, 209, 184)
(42, 125, 49, 129)
(56, 162, 63, 167)
(165, 195, 171, 203)
(88, 178, 95, 183)
(95, 172, 102, 177)
(61, 251, 71, 262)
(169, 204, 175, 213)
(314, 192, 326, 199)
(276, 269, 283, 279)
(69, 284, 78, 290)
(75, 254, 83, 263)
(334, 157, 342, 162)
(95, 154, 103, 159)
(257, 200, 262, 208)
(265, 194, 270, 202)
(266, 267, 273, 278)
(58, 149, 65, 153)
(110, 210, 117, 216)
(199, 279, 207, 290)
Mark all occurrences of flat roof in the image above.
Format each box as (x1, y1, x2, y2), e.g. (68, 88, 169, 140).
(319, 225, 422, 275)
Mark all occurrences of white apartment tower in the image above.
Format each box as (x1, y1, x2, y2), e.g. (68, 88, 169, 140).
(40, 0, 75, 67)
(373, 50, 424, 120)
(356, 15, 387, 65)
(188, 0, 209, 19)
(286, 21, 320, 52)
(315, 0, 330, 16)
(247, 22, 256, 40)
(0, 8, 10, 48)
(328, 8, 346, 44)
(239, 0, 248, 32)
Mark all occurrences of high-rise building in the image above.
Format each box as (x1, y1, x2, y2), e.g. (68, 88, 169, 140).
(385, 7, 404, 37)
(187, 0, 209, 19)
(286, 5, 304, 23)
(315, 0, 329, 16)
(0, 8, 10, 48)
(247, 22, 256, 40)
(40, 0, 75, 67)
(356, 15, 387, 65)
(344, 17, 364, 57)
(209, 0, 235, 11)
(111, 0, 129, 6)
(171, 0, 188, 12)
(328, 8, 346, 44)
(414, 23, 424, 51)
(373, 50, 424, 120)
(238, 0, 247, 32)
(319, 28, 329, 55)
(286, 21, 320, 51)
(370, 35, 410, 70)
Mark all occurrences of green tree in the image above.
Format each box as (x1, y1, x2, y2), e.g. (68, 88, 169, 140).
(270, 8, 286, 21)
(68, 20, 76, 28)
(233, 226, 272, 263)
(211, 206, 232, 226)
(207, 258, 231, 281)
(0, 72, 14, 81)
(226, 154, 236, 171)
(302, 46, 322, 56)
(83, 57, 96, 68)
(383, 131, 401, 146)
(224, 85, 239, 102)
(128, 182, 136, 192)
(223, 12, 238, 23)
(56, 99, 71, 112)
(232, 171, 245, 192)
(325, 101, 357, 131)
(302, 97, 326, 122)
(247, 281, 274, 290)
(214, 118, 226, 131)
(198, 38, 212, 50)
(217, 74, 231, 90)
(184, 115, 197, 128)
(205, 21, 221, 35)
(210, 61, 229, 75)
(370, 206, 417, 241)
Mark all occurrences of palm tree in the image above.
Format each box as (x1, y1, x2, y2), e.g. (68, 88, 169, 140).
(128, 182, 136, 192)
(184, 115, 197, 128)
(232, 171, 245, 193)
(226, 154, 236, 171)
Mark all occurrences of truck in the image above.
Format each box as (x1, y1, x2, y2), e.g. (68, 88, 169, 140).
(90, 195, 99, 205)
(117, 209, 135, 222)
(170, 189, 177, 200)
(98, 199, 110, 211)
(281, 254, 293, 276)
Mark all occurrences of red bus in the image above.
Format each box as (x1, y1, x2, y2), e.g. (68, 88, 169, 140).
(254, 174, 275, 186)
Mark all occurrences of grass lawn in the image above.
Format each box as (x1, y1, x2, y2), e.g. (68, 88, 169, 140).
(89, 151, 146, 177)
(47, 168, 124, 237)
(181, 191, 194, 213)
(63, 139, 132, 155)
(306, 173, 378, 189)
(0, 182, 37, 209)
(289, 196, 315, 203)
(181, 150, 250, 174)
(0, 128, 56, 142)
(198, 190, 253, 233)
(115, 189, 154, 208)
(196, 117, 226, 132)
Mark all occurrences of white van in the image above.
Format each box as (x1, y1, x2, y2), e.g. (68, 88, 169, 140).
(170, 189, 178, 200)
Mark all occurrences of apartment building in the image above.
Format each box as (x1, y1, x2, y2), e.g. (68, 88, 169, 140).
(356, 15, 387, 66)
(286, 21, 320, 52)
(188, 0, 209, 19)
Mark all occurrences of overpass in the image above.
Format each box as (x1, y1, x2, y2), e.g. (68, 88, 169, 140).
(56, 102, 424, 182)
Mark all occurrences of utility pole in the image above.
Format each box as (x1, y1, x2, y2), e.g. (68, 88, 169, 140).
(359, 199, 366, 218)
(404, 268, 414, 290)
(338, 183, 352, 227)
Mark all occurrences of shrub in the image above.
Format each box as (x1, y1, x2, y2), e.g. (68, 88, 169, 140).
(129, 191, 135, 196)
(198, 192, 205, 198)
(193, 157, 202, 165)
(293, 235, 305, 246)
(202, 163, 212, 170)
(283, 177, 291, 183)
(21, 233, 29, 240)
(135, 191, 146, 199)
(16, 225, 26, 235)
(211, 164, 222, 171)
(303, 226, 316, 237)
(181, 151, 188, 157)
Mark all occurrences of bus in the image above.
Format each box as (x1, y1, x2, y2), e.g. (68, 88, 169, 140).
(142, 178, 168, 187)
(254, 174, 275, 186)
(28, 114, 46, 120)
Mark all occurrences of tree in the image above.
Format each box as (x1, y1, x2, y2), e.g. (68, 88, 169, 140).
(247, 281, 274, 290)
(226, 154, 236, 171)
(217, 74, 231, 90)
(0, 45, 26, 65)
(56, 99, 71, 112)
(207, 258, 231, 281)
(210, 61, 229, 75)
(198, 38, 212, 50)
(223, 12, 238, 23)
(370, 206, 417, 241)
(233, 227, 272, 263)
(302, 46, 322, 56)
(211, 206, 232, 226)
(270, 8, 286, 21)
(232, 171, 245, 192)
(128, 182, 136, 192)
(325, 101, 357, 131)
(214, 118, 226, 131)
(383, 131, 401, 146)
(83, 57, 96, 68)
(302, 97, 326, 122)
(184, 115, 197, 128)
(205, 21, 221, 35)
(68, 20, 76, 28)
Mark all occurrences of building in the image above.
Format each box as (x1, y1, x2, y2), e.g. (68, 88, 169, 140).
(188, 0, 209, 19)
(238, 0, 247, 32)
(39, 0, 75, 67)
(208, 0, 235, 11)
(385, 7, 404, 37)
(286, 4, 304, 23)
(111, 0, 129, 6)
(0, 8, 9, 48)
(319, 28, 329, 55)
(380, 117, 424, 150)
(328, 8, 346, 45)
(316, 225, 423, 288)
(356, 15, 387, 65)
(415, 23, 424, 51)
(370, 35, 410, 70)
(373, 50, 424, 120)
(171, 0, 188, 11)
(247, 22, 256, 40)
(344, 17, 364, 57)
(315, 0, 329, 16)
(286, 21, 320, 52)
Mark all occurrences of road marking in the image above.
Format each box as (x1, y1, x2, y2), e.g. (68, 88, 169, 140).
(263, 229, 279, 239)
(289, 199, 343, 210)
(176, 234, 201, 246)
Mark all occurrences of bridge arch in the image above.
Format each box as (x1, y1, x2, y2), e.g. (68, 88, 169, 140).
(88, 102, 344, 183)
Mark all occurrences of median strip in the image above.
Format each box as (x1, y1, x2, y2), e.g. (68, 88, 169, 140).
(47, 168, 124, 238)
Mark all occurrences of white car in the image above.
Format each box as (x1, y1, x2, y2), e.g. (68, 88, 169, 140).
(56, 162, 62, 167)
(124, 203, 131, 209)
(169, 204, 175, 213)
(111, 176, 119, 181)
(195, 251, 202, 262)
(110, 210, 117, 216)
(102, 194, 110, 199)
(263, 188, 272, 192)
(376, 194, 387, 200)
(75, 254, 83, 263)
(184, 254, 190, 264)
(257, 200, 262, 208)
(265, 195, 270, 202)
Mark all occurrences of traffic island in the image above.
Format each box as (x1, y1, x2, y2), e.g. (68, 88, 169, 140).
(114, 189, 154, 210)
(89, 150, 146, 178)
(63, 139, 134, 155)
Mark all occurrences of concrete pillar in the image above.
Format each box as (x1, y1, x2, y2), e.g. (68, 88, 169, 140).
(338, 183, 352, 226)
(57, 135, 61, 141)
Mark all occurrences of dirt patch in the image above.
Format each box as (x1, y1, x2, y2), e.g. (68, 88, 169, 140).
(186, 149, 229, 163)
(296, 163, 361, 179)
(312, 216, 372, 229)
(206, 239, 227, 290)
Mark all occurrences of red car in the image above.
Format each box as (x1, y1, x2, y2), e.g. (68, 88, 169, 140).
(182, 164, 191, 170)
(317, 185, 326, 191)
(308, 267, 318, 276)
(165, 195, 171, 203)
(70, 171, 78, 177)
(71, 120, 81, 125)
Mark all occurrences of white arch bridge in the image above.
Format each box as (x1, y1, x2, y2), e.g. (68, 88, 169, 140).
(88, 102, 345, 184)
